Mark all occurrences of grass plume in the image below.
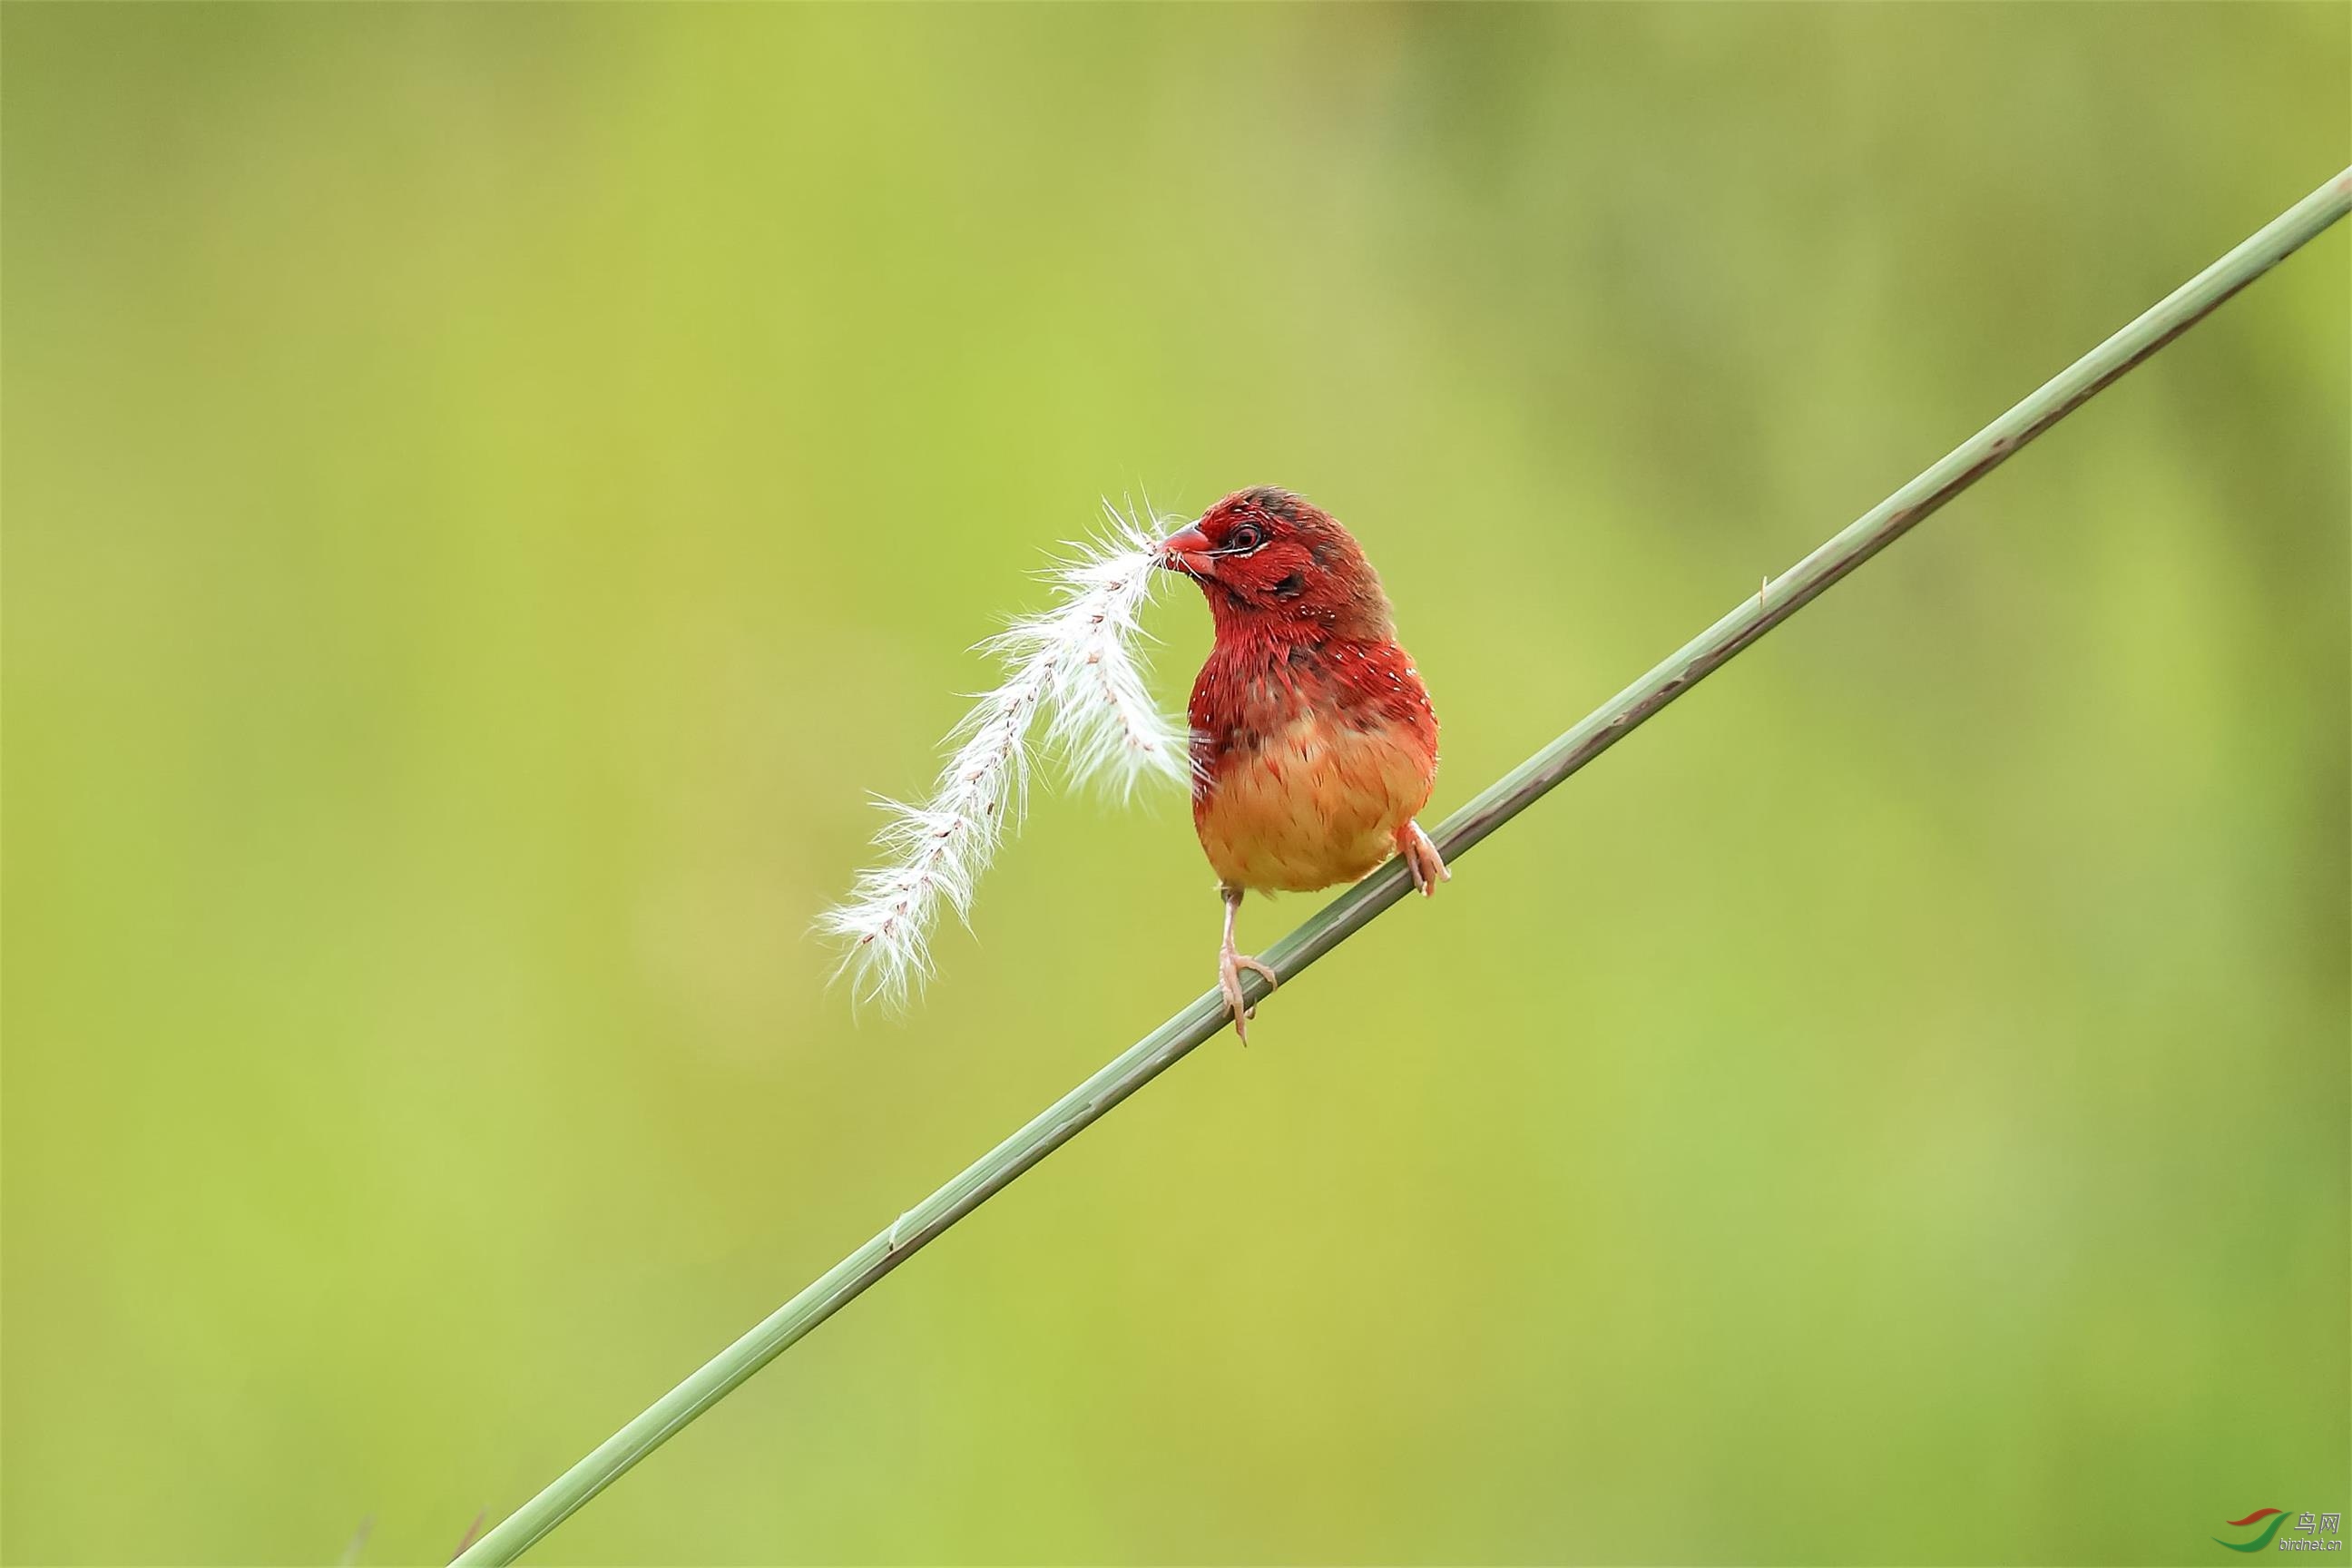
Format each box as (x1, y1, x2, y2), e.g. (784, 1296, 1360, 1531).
(818, 501, 1186, 1009)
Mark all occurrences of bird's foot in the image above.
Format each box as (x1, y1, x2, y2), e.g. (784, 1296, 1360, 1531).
(1218, 946, 1279, 1045)
(1399, 820, 1451, 897)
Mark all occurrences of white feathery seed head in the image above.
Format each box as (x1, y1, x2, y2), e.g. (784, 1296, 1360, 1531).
(818, 500, 1188, 1011)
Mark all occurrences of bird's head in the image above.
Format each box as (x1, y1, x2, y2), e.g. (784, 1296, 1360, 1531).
(1158, 486, 1394, 641)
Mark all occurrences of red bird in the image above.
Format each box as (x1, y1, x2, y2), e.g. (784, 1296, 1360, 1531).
(1158, 487, 1447, 1042)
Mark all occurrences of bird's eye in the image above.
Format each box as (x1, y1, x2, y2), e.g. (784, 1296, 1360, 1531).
(1228, 524, 1264, 553)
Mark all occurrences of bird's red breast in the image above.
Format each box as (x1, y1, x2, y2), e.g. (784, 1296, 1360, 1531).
(1161, 488, 1439, 893)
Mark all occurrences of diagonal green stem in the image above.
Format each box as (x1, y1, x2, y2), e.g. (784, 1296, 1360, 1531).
(455, 165, 2351, 1566)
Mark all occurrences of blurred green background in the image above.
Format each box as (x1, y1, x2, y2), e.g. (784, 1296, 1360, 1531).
(5, 6, 2347, 1565)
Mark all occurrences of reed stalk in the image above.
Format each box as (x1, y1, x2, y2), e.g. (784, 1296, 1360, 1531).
(455, 165, 2351, 1567)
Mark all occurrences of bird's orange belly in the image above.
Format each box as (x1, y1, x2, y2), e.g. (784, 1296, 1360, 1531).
(1196, 713, 1435, 894)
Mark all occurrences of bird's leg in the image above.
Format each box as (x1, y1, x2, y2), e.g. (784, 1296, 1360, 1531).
(1217, 887, 1279, 1045)
(1397, 820, 1451, 897)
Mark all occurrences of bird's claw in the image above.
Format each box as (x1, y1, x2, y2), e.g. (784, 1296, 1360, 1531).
(1218, 950, 1279, 1045)
(1400, 821, 1451, 898)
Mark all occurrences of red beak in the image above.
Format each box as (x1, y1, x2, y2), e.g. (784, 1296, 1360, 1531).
(1159, 523, 1215, 579)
